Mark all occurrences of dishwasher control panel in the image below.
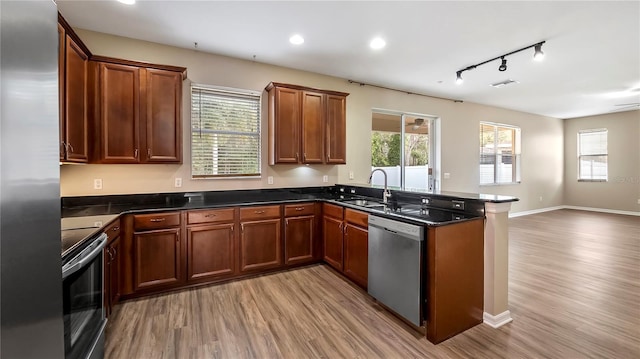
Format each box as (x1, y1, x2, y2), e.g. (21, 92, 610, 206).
(368, 215, 423, 239)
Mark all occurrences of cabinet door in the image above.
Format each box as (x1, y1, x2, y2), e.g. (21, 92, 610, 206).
(187, 223, 235, 281)
(301, 91, 324, 163)
(239, 219, 282, 272)
(64, 35, 89, 162)
(272, 87, 300, 163)
(323, 216, 344, 271)
(98, 62, 140, 163)
(344, 224, 368, 289)
(143, 68, 182, 163)
(325, 94, 347, 164)
(284, 215, 314, 265)
(133, 228, 181, 291)
(58, 24, 66, 161)
(106, 236, 121, 317)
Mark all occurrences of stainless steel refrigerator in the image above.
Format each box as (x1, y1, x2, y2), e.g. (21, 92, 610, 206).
(1, 1, 65, 358)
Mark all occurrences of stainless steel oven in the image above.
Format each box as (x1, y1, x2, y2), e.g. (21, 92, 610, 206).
(62, 233, 108, 359)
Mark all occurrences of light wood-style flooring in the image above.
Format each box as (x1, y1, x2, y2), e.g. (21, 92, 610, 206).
(105, 209, 640, 358)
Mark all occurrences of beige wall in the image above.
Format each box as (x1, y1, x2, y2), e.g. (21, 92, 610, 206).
(563, 110, 640, 212)
(61, 30, 565, 213)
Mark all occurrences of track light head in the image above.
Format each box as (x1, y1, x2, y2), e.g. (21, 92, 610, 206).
(498, 57, 507, 72)
(455, 71, 463, 85)
(534, 43, 545, 61)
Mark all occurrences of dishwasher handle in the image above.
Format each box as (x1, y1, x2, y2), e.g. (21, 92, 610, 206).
(368, 215, 423, 241)
(62, 233, 108, 279)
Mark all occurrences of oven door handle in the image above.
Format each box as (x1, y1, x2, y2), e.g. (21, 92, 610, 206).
(62, 233, 108, 279)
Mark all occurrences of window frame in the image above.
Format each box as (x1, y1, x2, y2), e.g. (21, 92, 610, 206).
(577, 128, 608, 182)
(479, 121, 521, 186)
(190, 83, 262, 179)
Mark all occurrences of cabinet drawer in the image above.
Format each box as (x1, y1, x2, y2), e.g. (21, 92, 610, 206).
(239, 205, 280, 220)
(133, 212, 181, 231)
(284, 203, 315, 217)
(187, 208, 235, 225)
(105, 218, 121, 243)
(345, 208, 368, 228)
(323, 203, 343, 220)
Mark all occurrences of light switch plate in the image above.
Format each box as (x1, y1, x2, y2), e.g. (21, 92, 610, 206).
(322, 175, 328, 183)
(444, 173, 451, 179)
(349, 171, 354, 180)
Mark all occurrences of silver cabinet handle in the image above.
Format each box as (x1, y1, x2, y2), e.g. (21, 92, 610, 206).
(149, 218, 166, 222)
(254, 210, 265, 214)
(295, 207, 305, 211)
(134, 148, 139, 159)
(205, 213, 217, 218)
(147, 148, 151, 158)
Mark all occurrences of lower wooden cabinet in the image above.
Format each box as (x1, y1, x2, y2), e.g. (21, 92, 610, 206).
(105, 236, 120, 317)
(284, 203, 317, 266)
(322, 204, 369, 289)
(239, 218, 282, 272)
(133, 228, 182, 291)
(186, 223, 235, 281)
(343, 223, 368, 288)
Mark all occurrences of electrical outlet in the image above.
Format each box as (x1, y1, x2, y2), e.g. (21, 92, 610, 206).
(444, 173, 451, 179)
(637, 199, 640, 205)
(93, 178, 102, 190)
(322, 175, 328, 183)
(539, 196, 543, 202)
(349, 171, 354, 180)
(94, 221, 103, 227)
(174, 178, 182, 187)
(267, 176, 274, 185)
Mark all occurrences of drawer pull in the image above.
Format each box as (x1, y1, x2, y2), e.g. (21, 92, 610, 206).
(205, 214, 217, 218)
(149, 218, 166, 223)
(295, 207, 305, 211)
(112, 227, 119, 231)
(254, 210, 265, 214)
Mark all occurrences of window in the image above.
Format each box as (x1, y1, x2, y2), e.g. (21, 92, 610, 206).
(578, 129, 607, 181)
(191, 84, 261, 178)
(480, 122, 521, 185)
(371, 112, 437, 191)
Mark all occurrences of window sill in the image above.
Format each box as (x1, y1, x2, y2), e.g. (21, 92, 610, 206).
(577, 179, 607, 182)
(480, 181, 521, 187)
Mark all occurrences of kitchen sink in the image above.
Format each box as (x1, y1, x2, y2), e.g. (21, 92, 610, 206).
(340, 199, 386, 209)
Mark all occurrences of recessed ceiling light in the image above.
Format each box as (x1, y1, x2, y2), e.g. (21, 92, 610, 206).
(369, 37, 386, 50)
(117, 0, 136, 4)
(289, 34, 304, 45)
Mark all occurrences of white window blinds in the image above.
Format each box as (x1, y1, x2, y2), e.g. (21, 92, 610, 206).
(191, 85, 261, 178)
(578, 129, 607, 181)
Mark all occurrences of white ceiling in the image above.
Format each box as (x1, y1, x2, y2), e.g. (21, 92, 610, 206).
(57, 0, 640, 119)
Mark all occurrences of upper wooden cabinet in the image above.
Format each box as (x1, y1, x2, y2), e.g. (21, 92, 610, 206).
(266, 82, 348, 165)
(90, 58, 185, 164)
(58, 15, 90, 163)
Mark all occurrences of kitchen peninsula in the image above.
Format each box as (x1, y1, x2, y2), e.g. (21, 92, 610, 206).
(62, 184, 517, 343)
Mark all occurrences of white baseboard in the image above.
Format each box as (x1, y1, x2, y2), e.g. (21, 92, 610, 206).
(510, 205, 640, 218)
(483, 310, 513, 328)
(509, 206, 564, 218)
(563, 205, 640, 217)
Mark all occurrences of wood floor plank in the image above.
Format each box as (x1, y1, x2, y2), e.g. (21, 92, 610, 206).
(105, 209, 640, 358)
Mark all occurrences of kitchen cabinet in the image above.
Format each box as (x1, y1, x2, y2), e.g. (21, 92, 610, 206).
(239, 205, 282, 273)
(322, 203, 344, 271)
(343, 209, 368, 289)
(322, 204, 368, 289)
(104, 218, 121, 318)
(90, 57, 185, 164)
(266, 82, 348, 165)
(58, 15, 90, 163)
(425, 218, 484, 344)
(284, 203, 316, 265)
(131, 212, 183, 292)
(186, 208, 236, 282)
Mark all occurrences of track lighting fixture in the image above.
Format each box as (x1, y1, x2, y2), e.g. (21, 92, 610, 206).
(534, 43, 545, 61)
(455, 41, 545, 84)
(498, 57, 507, 72)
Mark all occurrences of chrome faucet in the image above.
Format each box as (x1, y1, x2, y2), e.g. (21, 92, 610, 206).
(368, 169, 391, 203)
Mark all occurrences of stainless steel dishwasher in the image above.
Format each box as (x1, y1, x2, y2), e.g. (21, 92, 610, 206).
(368, 215, 424, 327)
